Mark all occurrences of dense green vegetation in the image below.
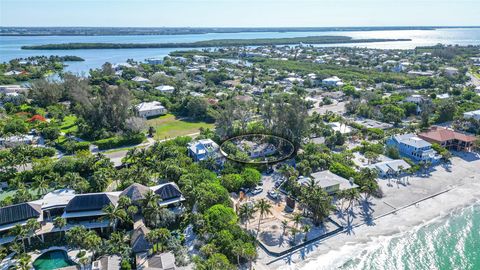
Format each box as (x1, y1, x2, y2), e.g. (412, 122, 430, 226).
(21, 36, 411, 50)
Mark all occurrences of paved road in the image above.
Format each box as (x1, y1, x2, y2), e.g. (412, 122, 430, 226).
(104, 132, 200, 167)
(467, 71, 480, 87)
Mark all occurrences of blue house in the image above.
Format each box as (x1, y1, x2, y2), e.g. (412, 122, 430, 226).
(386, 134, 441, 163)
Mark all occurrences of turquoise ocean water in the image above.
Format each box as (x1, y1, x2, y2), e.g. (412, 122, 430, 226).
(333, 203, 480, 270)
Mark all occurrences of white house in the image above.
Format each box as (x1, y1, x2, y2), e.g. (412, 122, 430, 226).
(132, 76, 151, 83)
(464, 109, 480, 121)
(155, 85, 175, 94)
(136, 101, 167, 118)
(322, 76, 343, 87)
(298, 171, 358, 195)
(444, 67, 459, 77)
(3, 70, 22, 76)
(368, 159, 411, 178)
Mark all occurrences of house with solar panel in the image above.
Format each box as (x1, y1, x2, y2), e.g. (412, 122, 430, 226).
(0, 202, 42, 246)
(0, 182, 184, 247)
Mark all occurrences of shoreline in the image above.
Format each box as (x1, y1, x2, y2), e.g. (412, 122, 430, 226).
(297, 183, 480, 270)
(256, 154, 480, 270)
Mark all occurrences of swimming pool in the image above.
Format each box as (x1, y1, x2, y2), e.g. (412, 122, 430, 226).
(32, 250, 77, 270)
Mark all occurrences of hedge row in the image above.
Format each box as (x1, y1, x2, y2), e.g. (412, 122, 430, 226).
(95, 133, 145, 150)
(57, 140, 90, 154)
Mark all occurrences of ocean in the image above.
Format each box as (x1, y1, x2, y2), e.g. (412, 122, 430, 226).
(306, 203, 480, 270)
(1, 27, 480, 73)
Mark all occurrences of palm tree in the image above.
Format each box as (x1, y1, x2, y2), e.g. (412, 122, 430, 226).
(102, 204, 127, 231)
(16, 153, 29, 172)
(302, 224, 311, 242)
(292, 213, 303, 230)
(342, 188, 361, 210)
(53, 217, 67, 234)
(238, 203, 255, 230)
(146, 228, 171, 254)
(17, 253, 31, 270)
(32, 175, 50, 195)
(289, 227, 299, 245)
(61, 172, 83, 190)
(232, 241, 243, 266)
(243, 243, 257, 270)
(281, 220, 289, 236)
(78, 256, 89, 270)
(9, 224, 27, 252)
(255, 199, 272, 237)
(25, 218, 41, 243)
(0, 245, 7, 261)
(143, 190, 160, 209)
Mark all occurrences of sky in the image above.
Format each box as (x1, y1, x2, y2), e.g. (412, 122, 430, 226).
(0, 0, 479, 27)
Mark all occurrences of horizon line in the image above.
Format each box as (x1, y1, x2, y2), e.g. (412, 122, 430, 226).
(2, 25, 480, 28)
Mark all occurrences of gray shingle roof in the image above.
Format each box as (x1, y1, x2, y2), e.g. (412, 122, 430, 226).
(147, 252, 176, 270)
(0, 202, 41, 226)
(120, 183, 150, 202)
(131, 224, 151, 254)
(154, 183, 182, 201)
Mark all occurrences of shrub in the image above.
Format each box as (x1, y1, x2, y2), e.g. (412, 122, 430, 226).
(95, 133, 145, 150)
(329, 162, 357, 180)
(30, 147, 56, 158)
(57, 140, 90, 154)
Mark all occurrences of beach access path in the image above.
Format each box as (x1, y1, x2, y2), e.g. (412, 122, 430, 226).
(256, 151, 480, 270)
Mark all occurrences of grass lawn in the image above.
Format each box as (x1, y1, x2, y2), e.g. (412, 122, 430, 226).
(472, 68, 480, 80)
(60, 115, 78, 134)
(146, 114, 214, 139)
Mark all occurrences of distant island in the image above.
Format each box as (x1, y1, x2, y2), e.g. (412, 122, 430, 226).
(1, 26, 478, 36)
(21, 36, 411, 50)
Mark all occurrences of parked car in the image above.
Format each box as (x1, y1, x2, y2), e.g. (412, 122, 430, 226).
(268, 190, 279, 200)
(266, 167, 274, 174)
(274, 181, 282, 188)
(251, 187, 263, 195)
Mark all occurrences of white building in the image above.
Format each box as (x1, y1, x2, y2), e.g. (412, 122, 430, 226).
(187, 139, 220, 162)
(464, 109, 480, 121)
(444, 67, 459, 77)
(136, 101, 167, 118)
(0, 85, 28, 94)
(322, 76, 343, 87)
(3, 71, 22, 76)
(155, 85, 175, 94)
(328, 122, 351, 134)
(298, 171, 358, 195)
(368, 159, 411, 178)
(132, 76, 151, 83)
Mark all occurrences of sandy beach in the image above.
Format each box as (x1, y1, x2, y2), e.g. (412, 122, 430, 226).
(255, 152, 480, 270)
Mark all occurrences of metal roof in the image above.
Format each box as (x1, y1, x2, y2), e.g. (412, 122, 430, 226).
(0, 202, 41, 226)
(65, 193, 118, 213)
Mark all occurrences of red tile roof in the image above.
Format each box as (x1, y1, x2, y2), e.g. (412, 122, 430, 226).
(418, 126, 477, 143)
